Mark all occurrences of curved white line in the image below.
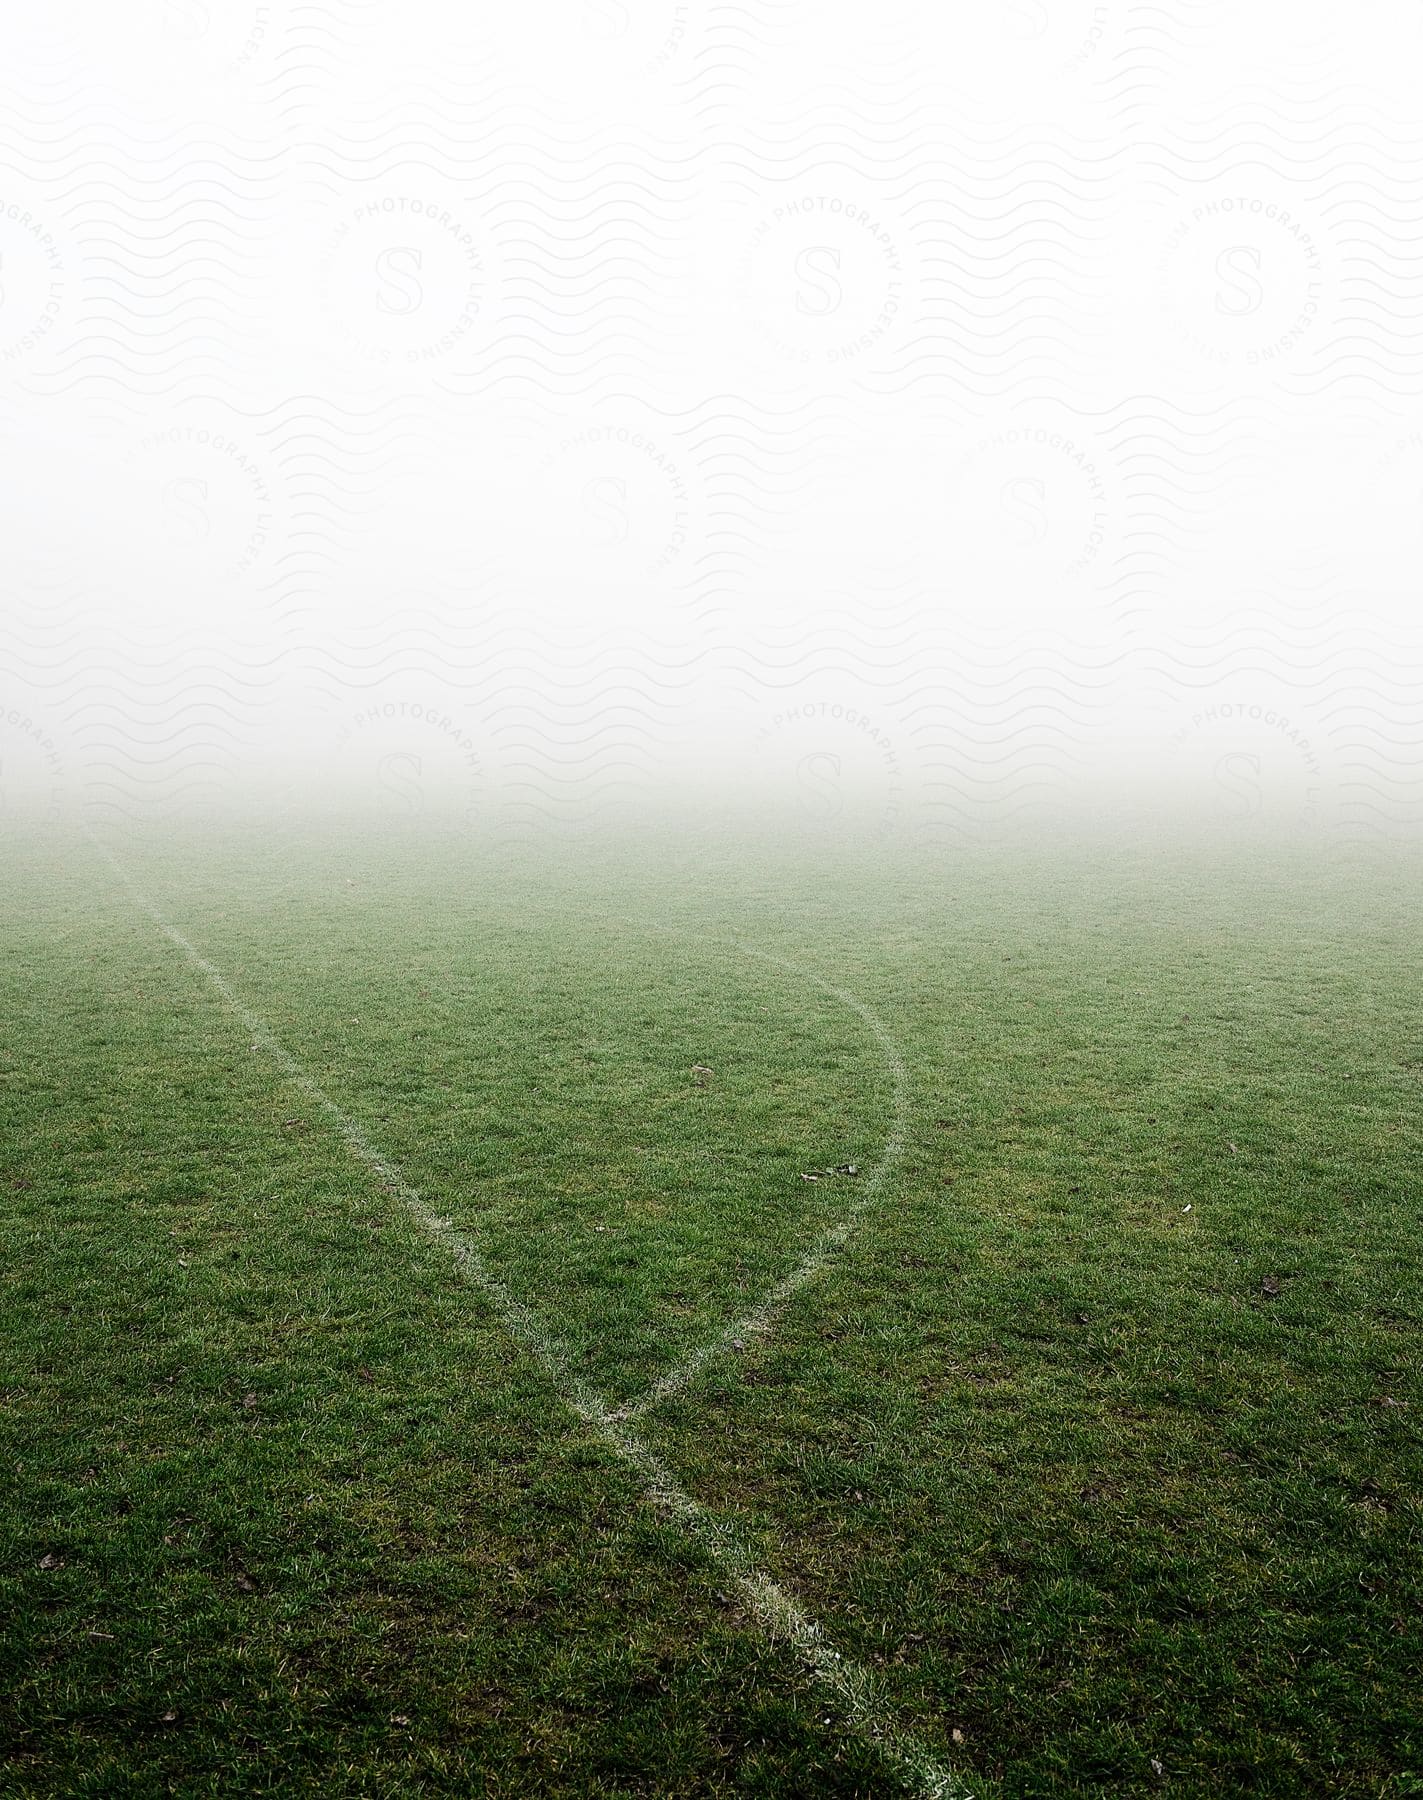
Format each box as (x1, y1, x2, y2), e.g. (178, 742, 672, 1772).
(93, 840, 972, 1800)
(613, 926, 908, 1423)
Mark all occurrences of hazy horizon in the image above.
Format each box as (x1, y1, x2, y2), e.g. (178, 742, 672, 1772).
(4, 1, 1422, 851)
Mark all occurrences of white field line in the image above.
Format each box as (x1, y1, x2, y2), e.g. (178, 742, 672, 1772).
(97, 847, 976, 1800)
(611, 928, 908, 1424)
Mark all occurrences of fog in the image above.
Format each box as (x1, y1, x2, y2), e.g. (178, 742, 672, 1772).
(4, 0, 1422, 851)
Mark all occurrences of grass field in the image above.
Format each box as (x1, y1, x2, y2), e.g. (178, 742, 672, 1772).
(2, 817, 1421, 1798)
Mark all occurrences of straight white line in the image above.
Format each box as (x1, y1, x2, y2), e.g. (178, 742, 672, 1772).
(612, 929, 909, 1424)
(95, 843, 976, 1800)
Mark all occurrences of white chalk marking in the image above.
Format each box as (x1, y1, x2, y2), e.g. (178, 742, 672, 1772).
(96, 843, 973, 1800)
(612, 929, 908, 1423)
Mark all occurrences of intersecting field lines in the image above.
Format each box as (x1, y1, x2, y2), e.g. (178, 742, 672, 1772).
(94, 838, 973, 1800)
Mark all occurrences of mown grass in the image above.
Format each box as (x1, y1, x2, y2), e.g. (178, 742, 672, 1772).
(2, 817, 1420, 1797)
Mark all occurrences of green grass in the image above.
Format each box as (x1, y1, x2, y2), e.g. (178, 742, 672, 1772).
(2, 817, 1421, 1797)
